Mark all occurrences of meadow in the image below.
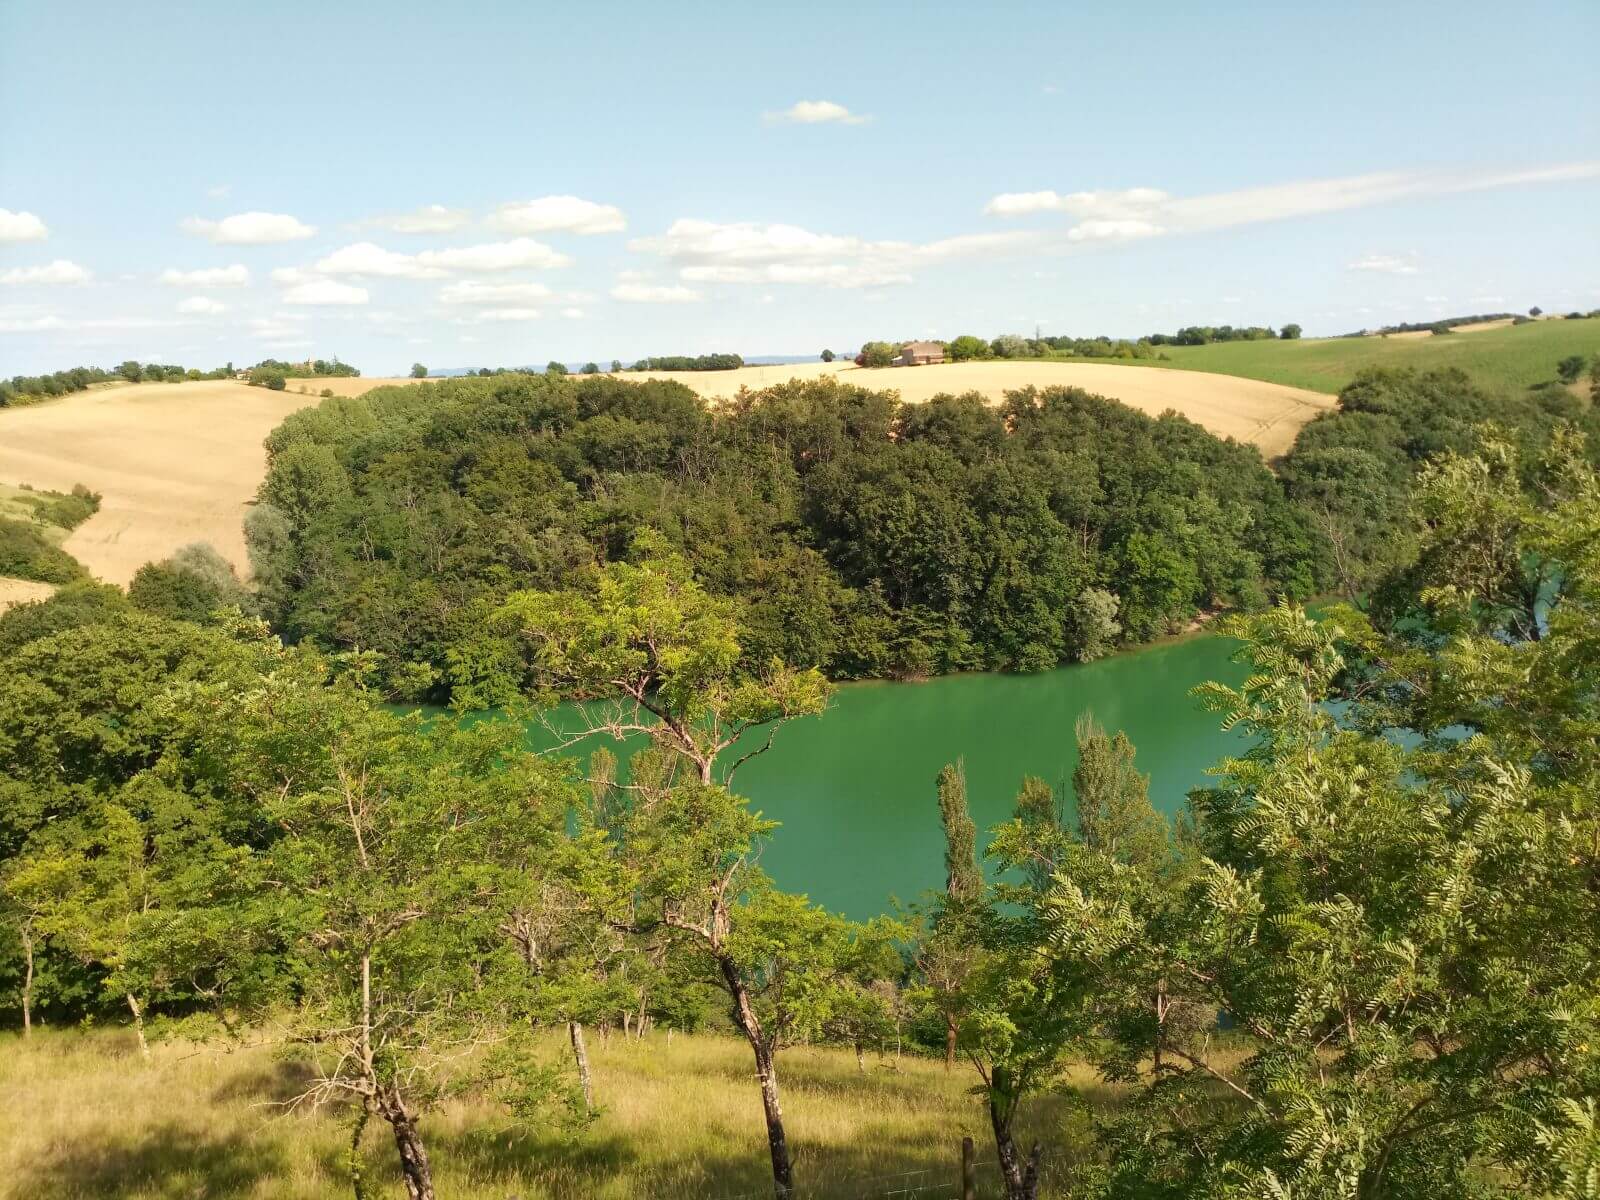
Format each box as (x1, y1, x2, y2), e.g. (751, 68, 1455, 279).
(1146, 315, 1599, 393)
(0, 1027, 1098, 1200)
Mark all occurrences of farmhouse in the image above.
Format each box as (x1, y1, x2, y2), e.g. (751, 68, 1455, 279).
(898, 341, 946, 366)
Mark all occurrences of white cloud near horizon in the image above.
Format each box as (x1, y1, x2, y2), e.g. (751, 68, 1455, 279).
(1348, 252, 1421, 275)
(489, 196, 626, 235)
(1, 259, 91, 285)
(314, 242, 448, 279)
(631, 219, 1035, 289)
(766, 100, 869, 125)
(176, 296, 228, 315)
(160, 264, 251, 287)
(611, 281, 701, 303)
(361, 204, 472, 235)
(416, 238, 571, 272)
(439, 280, 554, 305)
(282, 279, 369, 306)
(455, 307, 543, 323)
(984, 161, 1600, 244)
(0, 209, 49, 242)
(181, 211, 316, 244)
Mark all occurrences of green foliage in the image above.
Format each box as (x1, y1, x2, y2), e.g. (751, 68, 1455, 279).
(1557, 353, 1586, 383)
(411, 363, 428, 378)
(948, 335, 990, 361)
(936, 762, 981, 901)
(0, 516, 84, 584)
(0, 580, 128, 658)
(820, 348, 834, 362)
(858, 341, 898, 368)
(248, 365, 288, 390)
(249, 373, 1313, 700)
(128, 542, 252, 624)
(630, 353, 744, 371)
(1070, 714, 1166, 873)
(1279, 322, 1302, 339)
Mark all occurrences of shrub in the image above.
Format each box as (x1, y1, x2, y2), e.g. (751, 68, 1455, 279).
(127, 542, 250, 623)
(0, 517, 83, 584)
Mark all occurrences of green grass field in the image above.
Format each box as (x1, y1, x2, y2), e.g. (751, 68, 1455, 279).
(1139, 317, 1600, 394)
(0, 1027, 1114, 1199)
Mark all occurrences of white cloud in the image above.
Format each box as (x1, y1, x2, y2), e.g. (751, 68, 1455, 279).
(1423, 294, 1450, 303)
(362, 203, 472, 234)
(176, 296, 228, 315)
(206, 183, 231, 199)
(631, 219, 1034, 288)
(489, 196, 626, 235)
(0, 314, 67, 333)
(0, 208, 49, 242)
(1347, 252, 1421, 275)
(985, 161, 1600, 243)
(0, 259, 91, 285)
(611, 282, 701, 303)
(282, 280, 368, 306)
(159, 264, 251, 288)
(438, 280, 553, 305)
(464, 307, 543, 322)
(416, 237, 570, 272)
(560, 307, 585, 319)
(1066, 218, 1165, 242)
(314, 241, 447, 279)
(181, 211, 316, 244)
(766, 100, 869, 125)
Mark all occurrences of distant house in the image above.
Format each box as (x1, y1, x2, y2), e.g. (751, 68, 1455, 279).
(898, 341, 946, 366)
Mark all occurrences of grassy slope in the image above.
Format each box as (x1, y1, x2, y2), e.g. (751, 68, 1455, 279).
(1142, 317, 1600, 394)
(0, 483, 72, 544)
(0, 1028, 1106, 1199)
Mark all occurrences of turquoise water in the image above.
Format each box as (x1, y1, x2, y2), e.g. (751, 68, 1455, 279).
(462, 633, 1248, 919)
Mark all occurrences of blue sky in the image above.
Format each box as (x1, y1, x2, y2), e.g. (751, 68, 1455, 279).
(2, 0, 1597, 376)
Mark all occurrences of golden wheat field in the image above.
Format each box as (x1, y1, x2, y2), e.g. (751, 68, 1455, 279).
(0, 1027, 1100, 1200)
(0, 381, 318, 585)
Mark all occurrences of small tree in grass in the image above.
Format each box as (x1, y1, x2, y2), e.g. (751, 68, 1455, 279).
(495, 542, 874, 1200)
(1557, 353, 1586, 383)
(410, 363, 428, 378)
(821, 348, 834, 362)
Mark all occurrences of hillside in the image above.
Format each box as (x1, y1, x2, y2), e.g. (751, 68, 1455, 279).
(1148, 316, 1599, 393)
(0, 381, 317, 584)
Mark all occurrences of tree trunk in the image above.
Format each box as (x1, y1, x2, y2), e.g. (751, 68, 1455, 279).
(855, 1041, 865, 1072)
(1153, 977, 1168, 1075)
(569, 1020, 594, 1112)
(989, 1094, 1040, 1200)
(19, 923, 34, 1038)
(348, 1100, 372, 1200)
(945, 1014, 957, 1071)
(720, 956, 794, 1199)
(126, 993, 151, 1062)
(375, 1084, 435, 1200)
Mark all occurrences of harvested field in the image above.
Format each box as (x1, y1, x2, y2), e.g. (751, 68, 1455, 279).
(632, 360, 1335, 458)
(286, 375, 429, 398)
(0, 577, 54, 613)
(0, 381, 319, 585)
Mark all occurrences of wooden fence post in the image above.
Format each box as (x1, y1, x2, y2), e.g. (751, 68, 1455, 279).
(961, 1135, 976, 1200)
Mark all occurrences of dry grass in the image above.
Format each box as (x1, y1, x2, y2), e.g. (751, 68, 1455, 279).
(0, 1027, 1100, 1199)
(630, 360, 1334, 458)
(0, 381, 319, 585)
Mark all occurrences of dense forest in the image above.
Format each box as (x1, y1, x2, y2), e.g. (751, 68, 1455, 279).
(1, 414, 1596, 1197)
(243, 373, 1323, 702)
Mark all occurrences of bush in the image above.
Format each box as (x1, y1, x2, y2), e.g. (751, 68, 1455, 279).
(0, 581, 129, 656)
(128, 543, 250, 623)
(0, 518, 83, 584)
(947, 335, 989, 362)
(1557, 355, 1587, 384)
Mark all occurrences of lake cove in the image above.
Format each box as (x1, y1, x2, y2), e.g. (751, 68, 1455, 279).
(462, 632, 1249, 920)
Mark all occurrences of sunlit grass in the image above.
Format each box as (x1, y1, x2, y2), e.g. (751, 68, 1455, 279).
(0, 1026, 1109, 1198)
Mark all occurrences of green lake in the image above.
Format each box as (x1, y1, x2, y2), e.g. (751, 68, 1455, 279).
(489, 632, 1249, 920)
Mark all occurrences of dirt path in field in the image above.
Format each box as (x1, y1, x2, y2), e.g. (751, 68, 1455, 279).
(0, 381, 320, 585)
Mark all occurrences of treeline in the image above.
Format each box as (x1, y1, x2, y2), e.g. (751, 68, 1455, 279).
(1, 433, 1596, 1197)
(1147, 323, 1291, 345)
(628, 352, 744, 371)
(244, 373, 1322, 701)
(0, 360, 230, 405)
